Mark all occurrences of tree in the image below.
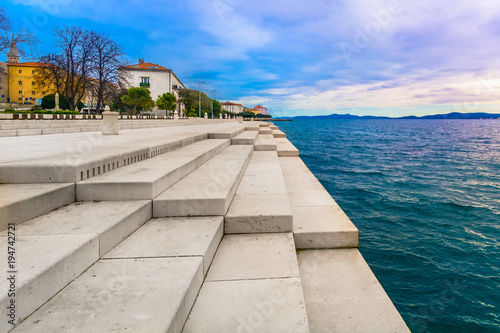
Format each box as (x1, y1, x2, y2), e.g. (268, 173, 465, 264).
(37, 26, 94, 111)
(0, 6, 38, 59)
(179, 88, 212, 117)
(120, 87, 154, 114)
(87, 31, 127, 113)
(156, 92, 177, 115)
(41, 93, 83, 110)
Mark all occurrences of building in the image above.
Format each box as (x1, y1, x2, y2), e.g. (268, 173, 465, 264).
(0, 61, 7, 103)
(253, 105, 268, 115)
(119, 59, 185, 116)
(3, 37, 54, 105)
(221, 102, 244, 114)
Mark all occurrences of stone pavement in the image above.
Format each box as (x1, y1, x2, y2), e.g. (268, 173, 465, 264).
(0, 119, 409, 332)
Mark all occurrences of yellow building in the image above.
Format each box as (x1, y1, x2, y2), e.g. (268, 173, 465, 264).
(4, 37, 53, 104)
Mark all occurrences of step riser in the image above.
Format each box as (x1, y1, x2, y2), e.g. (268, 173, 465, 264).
(0, 184, 75, 230)
(12, 258, 204, 333)
(76, 140, 231, 201)
(0, 134, 210, 184)
(0, 235, 99, 330)
(153, 146, 254, 217)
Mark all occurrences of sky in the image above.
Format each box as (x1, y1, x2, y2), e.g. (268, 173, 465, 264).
(2, 0, 500, 117)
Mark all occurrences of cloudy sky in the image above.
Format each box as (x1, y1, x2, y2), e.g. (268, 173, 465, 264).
(3, 0, 500, 116)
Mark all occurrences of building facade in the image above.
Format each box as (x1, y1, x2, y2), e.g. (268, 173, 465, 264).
(253, 105, 269, 115)
(119, 59, 186, 116)
(2, 37, 54, 105)
(221, 102, 244, 114)
(0, 62, 7, 103)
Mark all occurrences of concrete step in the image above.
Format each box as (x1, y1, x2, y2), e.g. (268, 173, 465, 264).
(276, 137, 299, 156)
(272, 129, 286, 138)
(298, 249, 410, 333)
(270, 125, 279, 130)
(0, 183, 74, 230)
(0, 131, 208, 183)
(184, 233, 310, 332)
(12, 257, 204, 333)
(259, 127, 273, 134)
(280, 157, 358, 249)
(245, 124, 260, 131)
(225, 151, 293, 234)
(208, 126, 245, 139)
(104, 216, 224, 276)
(76, 139, 230, 201)
(231, 130, 259, 145)
(0, 200, 151, 330)
(153, 145, 254, 217)
(254, 134, 277, 151)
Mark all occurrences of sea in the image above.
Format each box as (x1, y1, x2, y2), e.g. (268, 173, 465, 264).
(277, 119, 499, 333)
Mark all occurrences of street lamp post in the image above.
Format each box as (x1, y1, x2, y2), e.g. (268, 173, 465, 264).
(211, 89, 216, 118)
(198, 81, 205, 118)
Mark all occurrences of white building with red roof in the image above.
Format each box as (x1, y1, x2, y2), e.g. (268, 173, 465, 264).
(221, 101, 244, 114)
(119, 58, 186, 116)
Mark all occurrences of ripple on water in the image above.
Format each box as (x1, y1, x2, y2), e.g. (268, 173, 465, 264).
(278, 119, 500, 332)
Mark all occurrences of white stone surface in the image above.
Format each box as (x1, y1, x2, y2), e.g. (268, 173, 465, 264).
(12, 257, 204, 333)
(276, 137, 299, 156)
(225, 193, 293, 233)
(183, 278, 310, 333)
(292, 206, 359, 249)
(206, 233, 300, 281)
(102, 111, 119, 135)
(0, 234, 99, 331)
(255, 134, 277, 151)
(105, 216, 223, 275)
(0, 183, 74, 230)
(272, 129, 287, 138)
(3, 200, 152, 256)
(231, 130, 259, 145)
(298, 249, 410, 333)
(208, 126, 245, 139)
(76, 139, 230, 200)
(153, 145, 253, 217)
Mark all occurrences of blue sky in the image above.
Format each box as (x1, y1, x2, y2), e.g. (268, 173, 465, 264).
(3, 0, 500, 117)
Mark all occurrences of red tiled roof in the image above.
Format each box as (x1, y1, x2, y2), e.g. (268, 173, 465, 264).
(6, 62, 50, 67)
(121, 62, 171, 71)
(254, 105, 266, 109)
(221, 102, 244, 106)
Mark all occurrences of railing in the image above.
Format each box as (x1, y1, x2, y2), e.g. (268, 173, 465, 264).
(139, 82, 150, 87)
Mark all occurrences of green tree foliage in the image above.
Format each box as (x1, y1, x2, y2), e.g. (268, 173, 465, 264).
(41, 93, 84, 110)
(179, 88, 217, 117)
(156, 92, 177, 114)
(120, 87, 154, 114)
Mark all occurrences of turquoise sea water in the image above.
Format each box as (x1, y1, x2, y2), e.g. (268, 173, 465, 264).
(277, 119, 499, 332)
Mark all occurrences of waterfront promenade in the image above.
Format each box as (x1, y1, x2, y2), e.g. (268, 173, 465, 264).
(0, 118, 410, 332)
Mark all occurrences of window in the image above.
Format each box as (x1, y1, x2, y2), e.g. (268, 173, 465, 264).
(32, 81, 36, 86)
(18, 90, 22, 94)
(42, 91, 46, 95)
(18, 81, 22, 85)
(42, 82, 45, 86)
(18, 97, 22, 101)
(32, 91, 35, 95)
(140, 77, 150, 83)
(32, 70, 36, 74)
(18, 69, 22, 74)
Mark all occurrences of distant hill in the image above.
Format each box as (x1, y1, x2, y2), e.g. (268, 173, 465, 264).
(281, 112, 500, 120)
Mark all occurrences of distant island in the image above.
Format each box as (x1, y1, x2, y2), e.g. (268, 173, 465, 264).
(281, 112, 500, 120)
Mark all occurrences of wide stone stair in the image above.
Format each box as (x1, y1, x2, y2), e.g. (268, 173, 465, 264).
(1, 121, 409, 332)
